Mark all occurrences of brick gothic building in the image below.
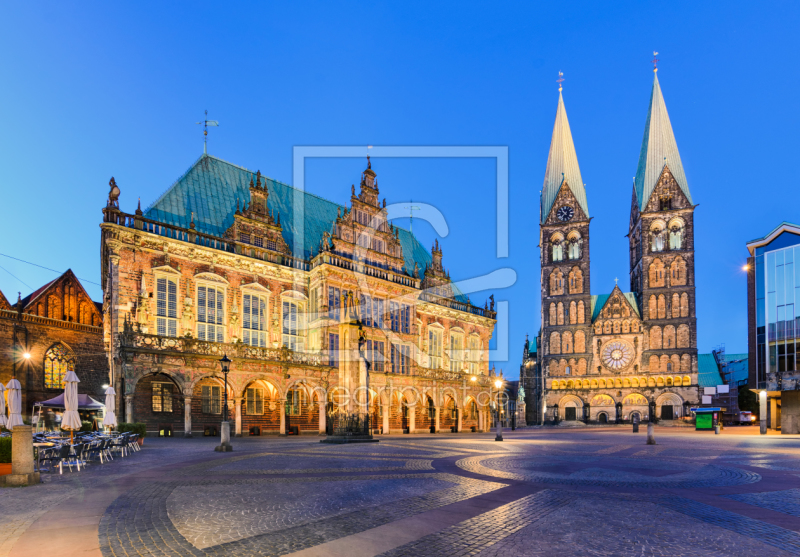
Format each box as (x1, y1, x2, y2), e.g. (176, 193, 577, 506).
(525, 71, 700, 424)
(0, 270, 107, 415)
(101, 156, 498, 436)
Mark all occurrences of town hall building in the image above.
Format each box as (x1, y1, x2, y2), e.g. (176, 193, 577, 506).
(523, 69, 701, 423)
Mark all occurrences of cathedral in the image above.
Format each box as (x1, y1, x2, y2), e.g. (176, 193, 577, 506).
(100, 155, 498, 436)
(524, 68, 700, 424)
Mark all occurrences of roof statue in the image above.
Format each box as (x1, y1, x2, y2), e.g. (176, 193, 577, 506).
(633, 68, 692, 211)
(540, 72, 588, 223)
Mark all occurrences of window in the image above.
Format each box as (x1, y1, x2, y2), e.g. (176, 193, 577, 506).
(286, 389, 303, 416)
(197, 285, 225, 342)
(266, 239, 277, 251)
(360, 294, 373, 326)
(391, 344, 410, 374)
(373, 298, 384, 329)
(44, 343, 74, 389)
(468, 337, 481, 374)
(568, 240, 581, 260)
(152, 382, 173, 413)
(552, 241, 563, 262)
(450, 332, 464, 372)
(239, 233, 251, 244)
(667, 362, 673, 372)
(246, 387, 263, 415)
(565, 366, 571, 375)
(357, 234, 370, 248)
(367, 340, 385, 372)
(156, 276, 178, 337)
(401, 305, 411, 334)
(329, 333, 339, 367)
(466, 400, 477, 420)
(201, 385, 221, 414)
(390, 301, 400, 332)
(652, 228, 665, 252)
(428, 329, 442, 369)
(328, 287, 341, 320)
(242, 293, 267, 347)
(372, 238, 384, 253)
(660, 196, 672, 211)
(253, 236, 263, 247)
(669, 225, 683, 250)
(282, 299, 304, 351)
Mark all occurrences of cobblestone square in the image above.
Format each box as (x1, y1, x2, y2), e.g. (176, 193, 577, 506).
(5, 428, 800, 556)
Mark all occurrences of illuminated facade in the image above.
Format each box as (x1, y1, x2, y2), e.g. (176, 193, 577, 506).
(101, 156, 498, 436)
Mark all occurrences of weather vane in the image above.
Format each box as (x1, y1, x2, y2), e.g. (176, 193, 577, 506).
(652, 51, 659, 72)
(196, 110, 219, 155)
(556, 71, 564, 92)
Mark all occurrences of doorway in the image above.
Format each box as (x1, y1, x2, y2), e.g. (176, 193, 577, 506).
(565, 407, 577, 421)
(661, 405, 674, 420)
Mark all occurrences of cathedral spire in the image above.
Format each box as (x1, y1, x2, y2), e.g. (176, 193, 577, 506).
(540, 83, 588, 224)
(634, 71, 692, 211)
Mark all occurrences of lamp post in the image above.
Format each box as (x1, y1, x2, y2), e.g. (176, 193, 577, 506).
(494, 379, 504, 441)
(215, 354, 233, 452)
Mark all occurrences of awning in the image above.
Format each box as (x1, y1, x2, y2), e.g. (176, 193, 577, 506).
(690, 407, 721, 413)
(34, 393, 105, 410)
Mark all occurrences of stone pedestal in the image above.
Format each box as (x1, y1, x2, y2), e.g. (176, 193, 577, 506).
(1, 426, 40, 487)
(646, 422, 656, 445)
(184, 396, 193, 438)
(214, 421, 233, 452)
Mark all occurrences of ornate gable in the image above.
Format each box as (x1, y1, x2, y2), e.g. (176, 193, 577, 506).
(543, 180, 589, 226)
(0, 289, 11, 311)
(642, 165, 692, 214)
(224, 170, 291, 256)
(22, 270, 103, 326)
(593, 286, 641, 325)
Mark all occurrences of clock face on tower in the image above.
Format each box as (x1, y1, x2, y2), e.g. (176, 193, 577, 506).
(556, 206, 574, 222)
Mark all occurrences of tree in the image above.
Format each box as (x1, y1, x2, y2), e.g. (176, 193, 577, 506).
(738, 386, 758, 414)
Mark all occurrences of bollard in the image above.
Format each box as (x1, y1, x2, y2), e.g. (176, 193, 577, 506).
(715, 424, 720, 435)
(632, 421, 639, 433)
(2, 425, 40, 486)
(215, 421, 233, 452)
(646, 422, 656, 445)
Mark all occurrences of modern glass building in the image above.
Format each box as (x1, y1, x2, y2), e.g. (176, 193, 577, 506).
(747, 222, 800, 434)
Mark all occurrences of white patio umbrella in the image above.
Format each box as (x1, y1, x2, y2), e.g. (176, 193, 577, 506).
(61, 370, 82, 443)
(102, 386, 117, 429)
(0, 381, 7, 428)
(6, 378, 24, 430)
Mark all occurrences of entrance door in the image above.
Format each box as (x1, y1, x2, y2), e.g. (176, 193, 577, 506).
(661, 405, 674, 420)
(401, 405, 409, 431)
(598, 413, 608, 424)
(565, 407, 577, 421)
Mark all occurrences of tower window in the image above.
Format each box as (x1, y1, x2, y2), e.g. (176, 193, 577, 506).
(660, 197, 672, 211)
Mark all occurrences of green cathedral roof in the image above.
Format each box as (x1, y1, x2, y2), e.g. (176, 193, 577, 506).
(634, 72, 692, 211)
(540, 90, 589, 224)
(697, 353, 723, 388)
(144, 154, 465, 301)
(590, 290, 640, 322)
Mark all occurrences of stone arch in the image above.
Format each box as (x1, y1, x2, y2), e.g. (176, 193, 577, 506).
(575, 330, 586, 353)
(549, 303, 557, 326)
(549, 331, 561, 354)
(559, 359, 568, 374)
(681, 354, 692, 372)
(683, 375, 692, 386)
(577, 358, 587, 375)
(656, 392, 684, 419)
(559, 394, 583, 408)
(680, 293, 690, 317)
(603, 321, 612, 334)
(648, 355, 659, 371)
(663, 325, 676, 349)
(669, 354, 680, 373)
(648, 295, 657, 319)
(671, 293, 680, 318)
(581, 379, 590, 389)
(677, 325, 690, 348)
(549, 359, 558, 375)
(613, 321, 621, 334)
(241, 377, 283, 401)
(658, 295, 666, 319)
(622, 320, 630, 334)
(631, 321, 639, 333)
(659, 355, 670, 373)
(649, 326, 662, 349)
(594, 322, 602, 334)
(566, 379, 575, 389)
(568, 266, 584, 294)
(622, 392, 649, 407)
(549, 269, 564, 296)
(569, 301, 577, 324)
(649, 258, 666, 288)
(557, 302, 565, 325)
(670, 257, 687, 286)
(577, 300, 585, 324)
(562, 331, 573, 354)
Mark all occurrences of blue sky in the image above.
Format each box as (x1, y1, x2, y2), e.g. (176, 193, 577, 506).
(1, 2, 798, 378)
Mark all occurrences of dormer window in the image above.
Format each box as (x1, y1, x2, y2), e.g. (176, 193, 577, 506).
(253, 236, 263, 248)
(239, 233, 251, 244)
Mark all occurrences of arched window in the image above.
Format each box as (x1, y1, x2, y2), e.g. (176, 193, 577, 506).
(282, 298, 305, 351)
(651, 224, 666, 252)
(569, 301, 577, 324)
(549, 269, 564, 296)
(568, 267, 583, 294)
(286, 387, 306, 416)
(567, 231, 582, 260)
(44, 343, 75, 389)
(649, 259, 666, 288)
(549, 303, 557, 326)
(669, 220, 684, 250)
(551, 232, 565, 263)
(577, 301, 585, 324)
(242, 292, 268, 347)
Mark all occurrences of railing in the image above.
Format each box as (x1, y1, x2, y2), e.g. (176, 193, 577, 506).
(313, 252, 419, 288)
(418, 291, 496, 319)
(118, 329, 325, 367)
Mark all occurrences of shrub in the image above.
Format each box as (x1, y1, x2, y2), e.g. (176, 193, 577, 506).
(0, 437, 11, 464)
(117, 423, 147, 436)
(80, 421, 93, 432)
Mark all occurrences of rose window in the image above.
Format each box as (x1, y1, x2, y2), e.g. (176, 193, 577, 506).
(601, 340, 634, 371)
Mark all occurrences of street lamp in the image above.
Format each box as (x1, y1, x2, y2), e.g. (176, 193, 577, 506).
(215, 354, 233, 452)
(23, 352, 30, 360)
(494, 378, 504, 441)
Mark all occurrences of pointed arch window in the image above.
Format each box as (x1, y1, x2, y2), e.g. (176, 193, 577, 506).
(44, 343, 75, 389)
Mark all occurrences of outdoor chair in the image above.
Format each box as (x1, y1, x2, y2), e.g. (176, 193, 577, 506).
(85, 441, 107, 464)
(109, 436, 128, 458)
(127, 434, 140, 453)
(39, 445, 72, 474)
(62, 443, 87, 472)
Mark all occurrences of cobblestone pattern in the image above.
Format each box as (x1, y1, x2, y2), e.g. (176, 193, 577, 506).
(99, 473, 507, 556)
(727, 488, 800, 519)
(457, 454, 762, 489)
(378, 490, 575, 557)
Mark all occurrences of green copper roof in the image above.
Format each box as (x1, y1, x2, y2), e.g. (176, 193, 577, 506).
(144, 155, 467, 302)
(697, 353, 723, 388)
(590, 290, 640, 322)
(634, 72, 692, 211)
(540, 90, 588, 224)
